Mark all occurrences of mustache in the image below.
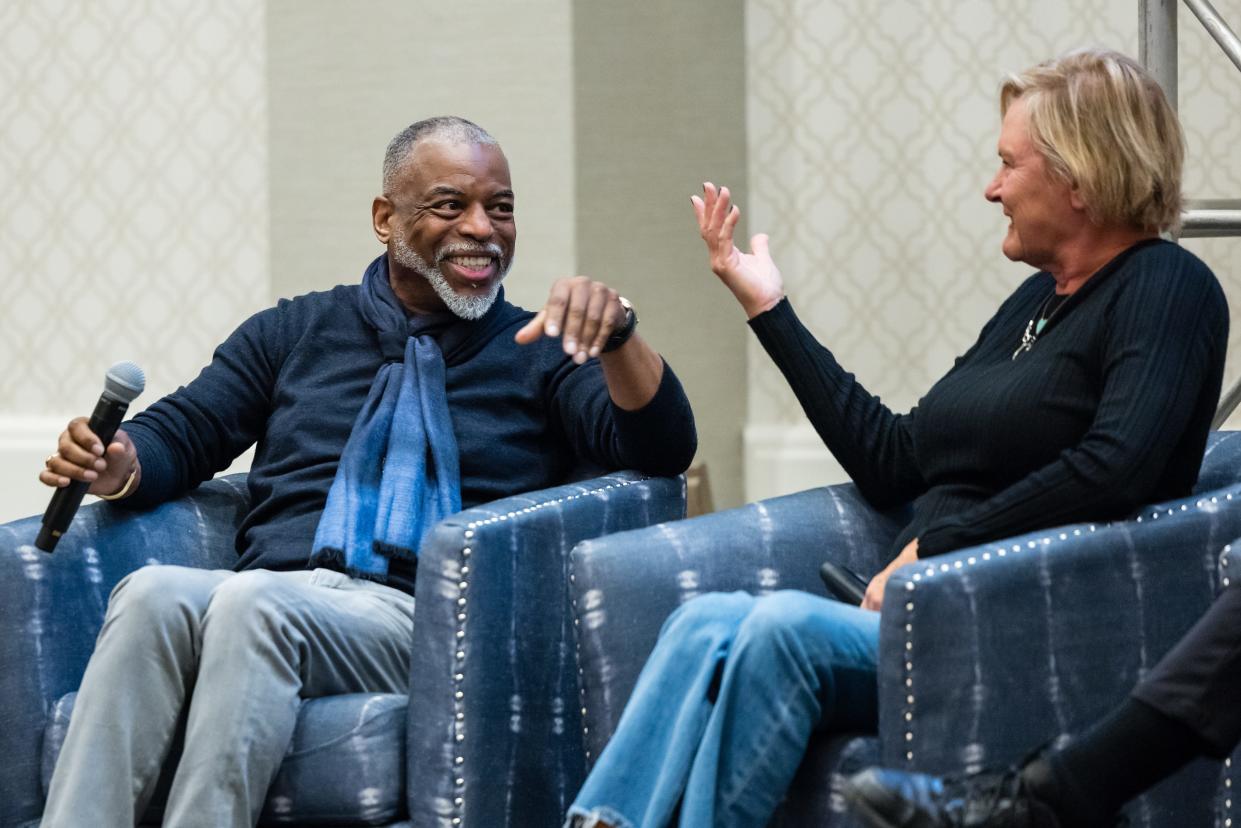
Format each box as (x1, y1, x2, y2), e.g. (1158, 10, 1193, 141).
(435, 242, 505, 263)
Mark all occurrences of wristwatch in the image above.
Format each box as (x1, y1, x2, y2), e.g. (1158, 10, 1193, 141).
(602, 296, 638, 353)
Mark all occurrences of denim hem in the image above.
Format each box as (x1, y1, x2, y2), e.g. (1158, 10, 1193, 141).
(564, 804, 636, 828)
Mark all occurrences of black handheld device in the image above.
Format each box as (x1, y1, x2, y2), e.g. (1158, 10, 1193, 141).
(818, 561, 868, 606)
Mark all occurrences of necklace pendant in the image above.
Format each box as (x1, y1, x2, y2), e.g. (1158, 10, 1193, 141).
(1012, 320, 1036, 360)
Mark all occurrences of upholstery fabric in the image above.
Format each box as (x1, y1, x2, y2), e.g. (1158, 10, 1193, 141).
(407, 472, 688, 828)
(0, 470, 686, 828)
(570, 432, 1241, 827)
(1211, 543, 1241, 828)
(877, 485, 1241, 828)
(261, 693, 408, 825)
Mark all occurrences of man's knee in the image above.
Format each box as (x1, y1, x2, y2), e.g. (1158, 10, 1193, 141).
(106, 565, 218, 631)
(201, 570, 303, 638)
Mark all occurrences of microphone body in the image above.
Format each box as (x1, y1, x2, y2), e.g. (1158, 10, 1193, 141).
(35, 362, 145, 553)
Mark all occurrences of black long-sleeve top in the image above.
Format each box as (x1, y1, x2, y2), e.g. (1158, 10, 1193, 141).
(749, 239, 1228, 559)
(121, 282, 697, 593)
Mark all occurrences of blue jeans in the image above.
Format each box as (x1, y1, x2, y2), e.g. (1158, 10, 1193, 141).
(568, 590, 880, 828)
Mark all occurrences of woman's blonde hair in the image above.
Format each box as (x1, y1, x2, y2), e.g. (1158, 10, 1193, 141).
(1001, 48, 1184, 233)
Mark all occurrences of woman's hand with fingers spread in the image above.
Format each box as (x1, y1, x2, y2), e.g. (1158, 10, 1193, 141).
(690, 182, 785, 318)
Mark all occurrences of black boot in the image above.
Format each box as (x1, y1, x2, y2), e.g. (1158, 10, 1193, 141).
(842, 765, 1070, 828)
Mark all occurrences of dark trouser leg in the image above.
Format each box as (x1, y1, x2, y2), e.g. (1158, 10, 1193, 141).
(1024, 586, 1241, 826)
(1131, 584, 1241, 756)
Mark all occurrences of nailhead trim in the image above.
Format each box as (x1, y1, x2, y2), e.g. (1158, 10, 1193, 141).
(902, 487, 1240, 765)
(571, 540, 591, 763)
(447, 475, 648, 824)
(567, 476, 676, 765)
(1226, 756, 1234, 826)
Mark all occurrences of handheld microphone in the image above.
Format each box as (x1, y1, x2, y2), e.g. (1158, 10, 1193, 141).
(35, 362, 145, 553)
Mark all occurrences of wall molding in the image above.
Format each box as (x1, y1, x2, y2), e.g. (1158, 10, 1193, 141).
(743, 422, 848, 504)
(0, 414, 254, 525)
(0, 415, 75, 524)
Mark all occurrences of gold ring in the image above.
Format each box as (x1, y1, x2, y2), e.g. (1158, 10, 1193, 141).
(45, 454, 57, 466)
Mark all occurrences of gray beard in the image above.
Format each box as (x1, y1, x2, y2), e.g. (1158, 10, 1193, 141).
(391, 234, 509, 320)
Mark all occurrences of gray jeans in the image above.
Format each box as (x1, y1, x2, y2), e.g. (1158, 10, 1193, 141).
(41, 565, 415, 828)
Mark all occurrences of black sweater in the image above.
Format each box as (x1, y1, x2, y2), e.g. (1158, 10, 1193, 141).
(749, 239, 1228, 559)
(121, 283, 697, 593)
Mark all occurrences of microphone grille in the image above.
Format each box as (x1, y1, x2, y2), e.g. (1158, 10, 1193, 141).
(104, 361, 146, 404)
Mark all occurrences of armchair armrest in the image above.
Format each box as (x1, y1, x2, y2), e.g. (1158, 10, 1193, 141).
(1195, 430, 1241, 494)
(570, 482, 908, 762)
(878, 483, 1241, 777)
(405, 471, 686, 828)
(0, 475, 249, 826)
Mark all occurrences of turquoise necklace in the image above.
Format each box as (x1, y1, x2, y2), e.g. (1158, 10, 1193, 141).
(1012, 291, 1070, 360)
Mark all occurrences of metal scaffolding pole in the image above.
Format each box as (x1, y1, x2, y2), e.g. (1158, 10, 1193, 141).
(1183, 0, 1241, 73)
(1141, 0, 1179, 107)
(1182, 200, 1241, 238)
(1140, 1, 1241, 424)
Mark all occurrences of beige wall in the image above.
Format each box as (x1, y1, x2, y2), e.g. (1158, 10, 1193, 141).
(573, 0, 749, 509)
(0, 0, 269, 417)
(266, 0, 577, 313)
(744, 0, 1241, 500)
(0, 0, 268, 522)
(4, 0, 1240, 522)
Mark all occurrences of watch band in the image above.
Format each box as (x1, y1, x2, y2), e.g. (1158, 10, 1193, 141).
(602, 296, 638, 353)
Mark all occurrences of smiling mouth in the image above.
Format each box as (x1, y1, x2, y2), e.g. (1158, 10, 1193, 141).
(445, 255, 493, 270)
(441, 254, 498, 283)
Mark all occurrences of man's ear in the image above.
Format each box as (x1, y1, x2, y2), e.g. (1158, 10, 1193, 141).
(372, 196, 394, 244)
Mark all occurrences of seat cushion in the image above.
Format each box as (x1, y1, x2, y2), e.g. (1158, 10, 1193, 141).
(43, 691, 408, 826)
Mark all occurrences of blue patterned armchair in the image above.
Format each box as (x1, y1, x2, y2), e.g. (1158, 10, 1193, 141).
(0, 470, 686, 828)
(569, 432, 1241, 828)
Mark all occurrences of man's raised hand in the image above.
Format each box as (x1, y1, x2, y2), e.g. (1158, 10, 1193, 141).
(515, 276, 629, 363)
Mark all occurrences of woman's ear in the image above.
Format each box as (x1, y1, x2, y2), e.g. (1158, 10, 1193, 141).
(1068, 183, 1088, 213)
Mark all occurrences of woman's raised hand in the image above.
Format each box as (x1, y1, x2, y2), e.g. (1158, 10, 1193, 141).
(691, 182, 785, 319)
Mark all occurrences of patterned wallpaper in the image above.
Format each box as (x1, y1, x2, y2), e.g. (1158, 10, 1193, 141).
(2, 0, 1238, 468)
(0, 0, 268, 416)
(745, 0, 1241, 426)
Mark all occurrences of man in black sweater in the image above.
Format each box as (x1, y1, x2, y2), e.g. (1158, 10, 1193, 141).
(36, 116, 696, 826)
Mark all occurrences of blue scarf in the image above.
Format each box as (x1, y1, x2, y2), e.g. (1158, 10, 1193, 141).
(310, 256, 503, 580)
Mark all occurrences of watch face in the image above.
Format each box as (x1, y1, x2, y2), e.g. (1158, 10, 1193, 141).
(603, 297, 638, 353)
(617, 296, 636, 322)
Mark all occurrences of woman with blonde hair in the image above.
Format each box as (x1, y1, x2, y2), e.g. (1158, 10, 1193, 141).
(567, 48, 1229, 828)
